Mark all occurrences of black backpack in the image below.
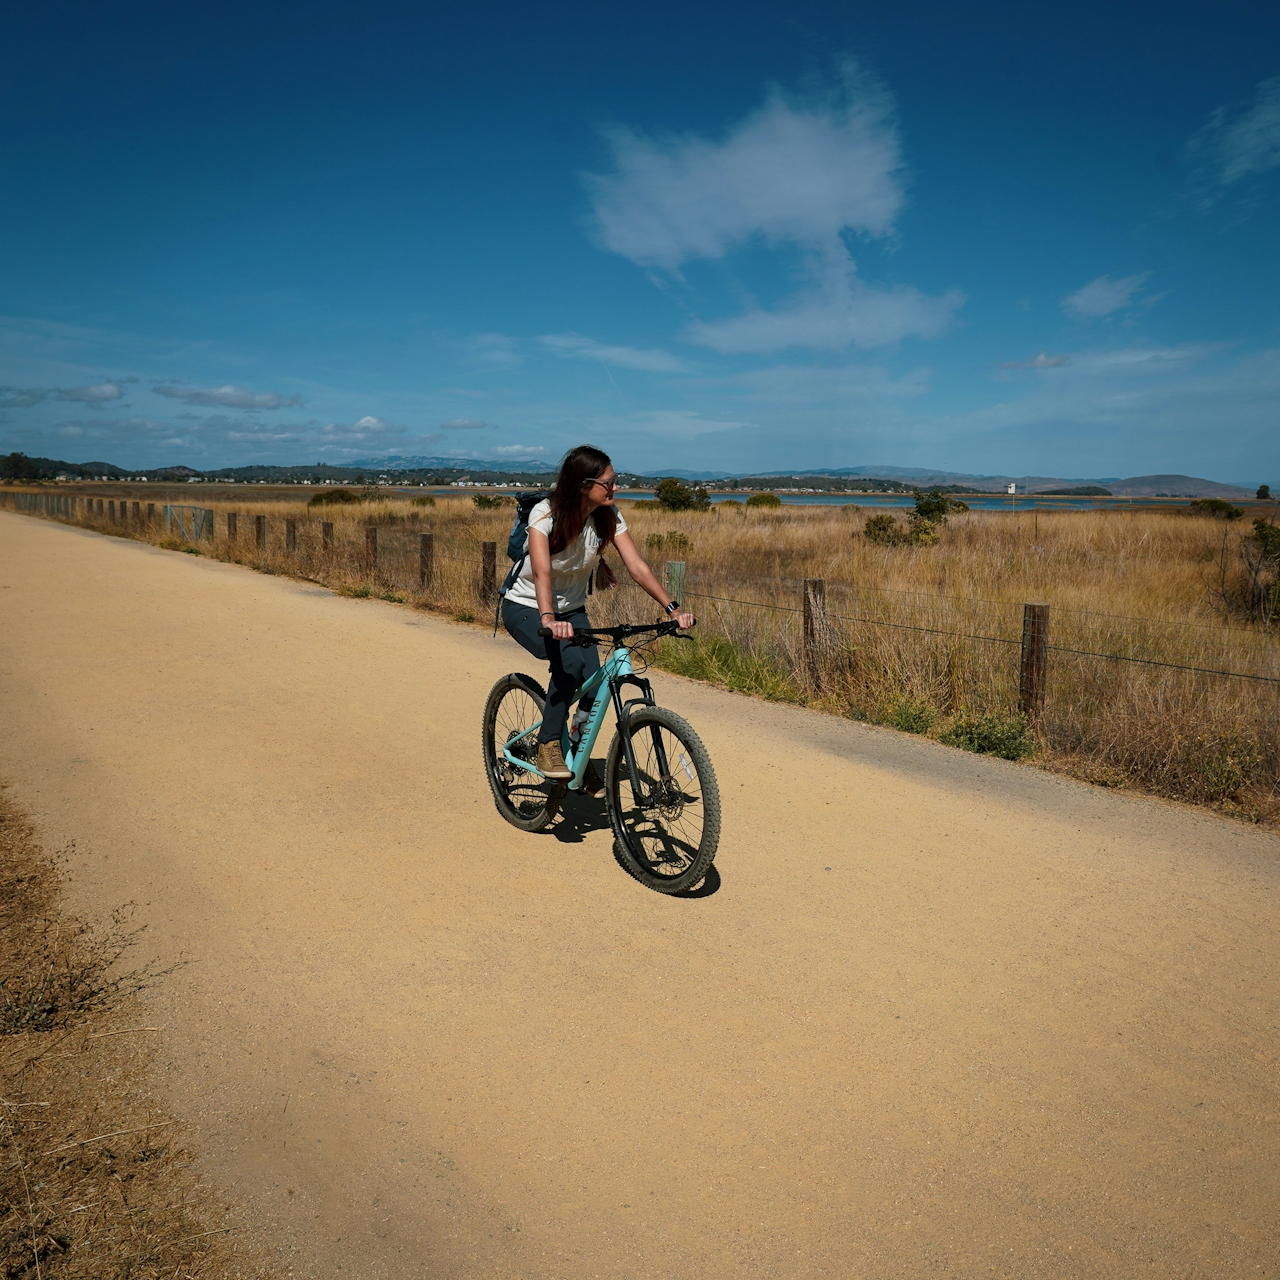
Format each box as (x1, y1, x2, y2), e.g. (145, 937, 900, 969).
(494, 491, 548, 631)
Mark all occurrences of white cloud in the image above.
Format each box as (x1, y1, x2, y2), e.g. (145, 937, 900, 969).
(687, 254, 962, 352)
(584, 62, 960, 354)
(998, 352, 1070, 369)
(440, 418, 489, 429)
(488, 445, 547, 456)
(539, 333, 691, 372)
(1188, 75, 1280, 189)
(0, 386, 46, 408)
(586, 60, 902, 270)
(2, 381, 126, 407)
(467, 333, 522, 367)
(56, 382, 125, 403)
(152, 383, 303, 410)
(1061, 273, 1152, 320)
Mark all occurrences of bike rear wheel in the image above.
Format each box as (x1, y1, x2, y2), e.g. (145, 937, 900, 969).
(605, 705, 720, 894)
(482, 673, 560, 832)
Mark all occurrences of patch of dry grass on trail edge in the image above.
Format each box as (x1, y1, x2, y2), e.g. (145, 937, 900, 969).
(0, 786, 274, 1280)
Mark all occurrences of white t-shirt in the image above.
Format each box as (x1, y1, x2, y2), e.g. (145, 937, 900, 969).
(503, 500, 627, 614)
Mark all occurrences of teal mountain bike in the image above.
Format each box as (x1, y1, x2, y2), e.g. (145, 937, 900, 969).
(482, 620, 721, 894)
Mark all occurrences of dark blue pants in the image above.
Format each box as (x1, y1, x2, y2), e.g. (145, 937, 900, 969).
(502, 601, 601, 744)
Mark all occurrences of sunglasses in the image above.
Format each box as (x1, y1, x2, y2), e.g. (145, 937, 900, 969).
(585, 477, 620, 491)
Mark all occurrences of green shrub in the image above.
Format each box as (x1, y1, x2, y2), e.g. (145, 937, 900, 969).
(307, 488, 361, 507)
(1189, 498, 1244, 520)
(654, 477, 711, 511)
(940, 710, 1036, 760)
(472, 492, 509, 509)
(863, 512, 903, 544)
(645, 530, 691, 554)
(651, 634, 799, 701)
(719, 498, 744, 507)
(412, 495, 436, 507)
(887, 698, 937, 734)
(912, 487, 967, 523)
(863, 511, 942, 546)
(746, 492, 782, 508)
(454, 610, 476, 622)
(1188, 729, 1261, 803)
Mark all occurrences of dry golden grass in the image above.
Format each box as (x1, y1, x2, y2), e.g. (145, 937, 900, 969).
(6, 486, 1279, 821)
(0, 786, 272, 1278)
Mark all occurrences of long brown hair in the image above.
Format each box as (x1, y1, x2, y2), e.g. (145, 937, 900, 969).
(547, 445, 617, 553)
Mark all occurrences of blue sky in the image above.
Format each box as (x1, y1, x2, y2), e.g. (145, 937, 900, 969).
(1, 0, 1277, 482)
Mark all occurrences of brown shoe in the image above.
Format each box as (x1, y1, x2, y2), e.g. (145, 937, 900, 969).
(537, 741, 572, 780)
(581, 759, 603, 795)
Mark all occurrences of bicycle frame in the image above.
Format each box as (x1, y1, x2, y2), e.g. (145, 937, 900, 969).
(500, 638, 661, 792)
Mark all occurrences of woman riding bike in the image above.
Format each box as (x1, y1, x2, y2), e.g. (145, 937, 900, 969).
(501, 445, 695, 787)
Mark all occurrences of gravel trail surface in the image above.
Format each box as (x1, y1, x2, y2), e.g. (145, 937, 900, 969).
(1, 510, 1277, 1278)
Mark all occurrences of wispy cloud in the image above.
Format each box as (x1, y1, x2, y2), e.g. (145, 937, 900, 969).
(584, 60, 959, 353)
(57, 382, 127, 403)
(998, 352, 1070, 369)
(1, 381, 127, 407)
(440, 418, 490, 429)
(0, 386, 46, 408)
(540, 333, 691, 372)
(587, 60, 902, 270)
(152, 383, 303, 410)
(1187, 75, 1280, 193)
(1061, 273, 1152, 320)
(687, 253, 961, 353)
(488, 444, 546, 457)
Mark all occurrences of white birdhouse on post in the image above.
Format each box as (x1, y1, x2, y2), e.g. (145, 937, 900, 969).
(1007, 482, 1017, 494)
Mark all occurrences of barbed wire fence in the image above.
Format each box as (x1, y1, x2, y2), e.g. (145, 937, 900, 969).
(4, 488, 1277, 810)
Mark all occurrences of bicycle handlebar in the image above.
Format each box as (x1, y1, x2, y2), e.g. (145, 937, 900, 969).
(536, 618, 693, 645)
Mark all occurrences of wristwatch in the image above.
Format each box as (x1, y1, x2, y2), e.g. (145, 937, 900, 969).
(664, 600, 680, 615)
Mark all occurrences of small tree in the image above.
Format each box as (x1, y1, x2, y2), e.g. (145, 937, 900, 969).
(745, 492, 781, 508)
(912, 487, 968, 524)
(2, 452, 39, 481)
(1258, 484, 1272, 500)
(654, 477, 710, 511)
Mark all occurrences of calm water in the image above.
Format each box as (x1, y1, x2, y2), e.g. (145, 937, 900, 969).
(616, 491, 1176, 511)
(403, 487, 1206, 511)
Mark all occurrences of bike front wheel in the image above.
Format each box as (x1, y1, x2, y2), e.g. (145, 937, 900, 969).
(482, 672, 559, 832)
(605, 705, 720, 894)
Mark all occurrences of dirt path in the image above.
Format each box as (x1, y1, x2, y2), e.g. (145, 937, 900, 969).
(1, 510, 1277, 1279)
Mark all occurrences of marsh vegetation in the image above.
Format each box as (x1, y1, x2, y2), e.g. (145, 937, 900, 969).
(7, 486, 1279, 821)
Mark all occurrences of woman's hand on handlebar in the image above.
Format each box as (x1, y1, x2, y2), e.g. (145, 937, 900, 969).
(546, 618, 575, 641)
(672, 610, 695, 630)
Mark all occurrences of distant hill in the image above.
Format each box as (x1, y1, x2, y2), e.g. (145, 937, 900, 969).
(1, 451, 1260, 499)
(348, 454, 557, 472)
(1106, 474, 1254, 498)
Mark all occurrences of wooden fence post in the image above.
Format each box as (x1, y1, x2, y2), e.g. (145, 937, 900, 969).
(108, 500, 116, 522)
(1019, 602, 1050, 718)
(419, 532, 434, 588)
(480, 541, 497, 604)
(146, 502, 155, 520)
(96, 499, 104, 515)
(321, 521, 334, 551)
(803, 578, 827, 689)
(227, 511, 238, 541)
(664, 560, 687, 605)
(132, 501, 140, 520)
(255, 514, 266, 548)
(365, 525, 378, 567)
(285, 518, 297, 551)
